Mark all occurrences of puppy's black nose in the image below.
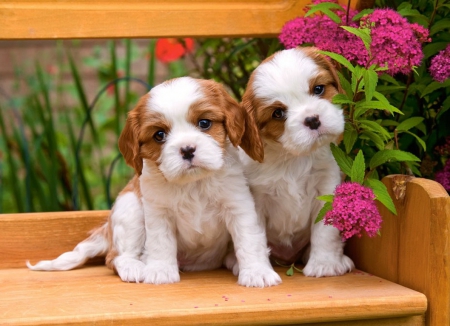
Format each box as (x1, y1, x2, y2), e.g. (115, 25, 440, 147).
(304, 115, 321, 130)
(180, 146, 196, 161)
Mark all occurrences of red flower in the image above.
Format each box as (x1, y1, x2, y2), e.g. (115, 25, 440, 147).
(155, 38, 194, 63)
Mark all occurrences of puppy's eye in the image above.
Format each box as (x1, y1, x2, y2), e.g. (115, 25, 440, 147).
(272, 108, 286, 120)
(153, 130, 166, 143)
(313, 85, 325, 96)
(198, 119, 212, 131)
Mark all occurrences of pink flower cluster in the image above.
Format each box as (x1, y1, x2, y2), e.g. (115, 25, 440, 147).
(324, 182, 382, 241)
(279, 1, 366, 65)
(361, 9, 430, 75)
(429, 44, 450, 83)
(279, 2, 430, 76)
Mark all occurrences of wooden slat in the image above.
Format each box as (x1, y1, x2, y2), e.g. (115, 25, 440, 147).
(0, 266, 426, 325)
(0, 0, 354, 40)
(346, 176, 450, 326)
(0, 210, 108, 269)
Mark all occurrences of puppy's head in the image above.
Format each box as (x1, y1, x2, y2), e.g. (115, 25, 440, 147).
(242, 47, 344, 156)
(119, 77, 263, 183)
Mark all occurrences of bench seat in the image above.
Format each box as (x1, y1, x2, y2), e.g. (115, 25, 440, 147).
(0, 265, 426, 326)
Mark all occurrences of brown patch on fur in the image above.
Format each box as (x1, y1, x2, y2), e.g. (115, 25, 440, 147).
(196, 79, 264, 162)
(256, 101, 287, 142)
(187, 97, 227, 150)
(309, 71, 340, 101)
(119, 93, 172, 174)
(242, 72, 287, 144)
(119, 175, 141, 197)
(301, 47, 343, 94)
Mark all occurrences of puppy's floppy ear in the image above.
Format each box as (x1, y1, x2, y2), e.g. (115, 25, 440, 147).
(240, 87, 264, 163)
(118, 96, 146, 175)
(220, 86, 264, 163)
(300, 46, 344, 94)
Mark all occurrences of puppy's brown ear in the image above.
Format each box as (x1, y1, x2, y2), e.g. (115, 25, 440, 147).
(301, 46, 344, 94)
(220, 87, 264, 163)
(240, 89, 264, 163)
(118, 97, 146, 175)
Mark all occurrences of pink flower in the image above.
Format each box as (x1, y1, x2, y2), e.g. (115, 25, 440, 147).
(435, 158, 450, 191)
(279, 3, 366, 65)
(429, 44, 450, 83)
(362, 9, 430, 75)
(279, 3, 429, 76)
(324, 182, 382, 241)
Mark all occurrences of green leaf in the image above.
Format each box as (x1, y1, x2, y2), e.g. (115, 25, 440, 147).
(430, 18, 450, 35)
(305, 2, 344, 23)
(352, 8, 374, 21)
(332, 93, 354, 105)
(404, 130, 426, 151)
(354, 100, 403, 118)
(343, 124, 358, 154)
(369, 150, 421, 170)
(364, 179, 397, 215)
(286, 266, 294, 276)
(330, 143, 353, 176)
(319, 51, 355, 74)
(350, 150, 365, 184)
(341, 26, 371, 54)
(315, 201, 333, 223)
(362, 68, 378, 102)
(359, 119, 391, 140)
(361, 130, 385, 150)
(396, 117, 424, 132)
(379, 74, 401, 86)
(423, 42, 448, 60)
(317, 194, 334, 203)
(421, 79, 450, 98)
(337, 71, 353, 98)
(397, 2, 412, 10)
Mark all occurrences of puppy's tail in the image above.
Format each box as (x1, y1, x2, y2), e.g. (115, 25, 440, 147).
(26, 223, 109, 271)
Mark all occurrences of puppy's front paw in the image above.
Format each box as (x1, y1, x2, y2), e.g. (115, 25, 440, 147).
(143, 263, 180, 284)
(114, 257, 146, 283)
(303, 254, 354, 277)
(238, 264, 282, 287)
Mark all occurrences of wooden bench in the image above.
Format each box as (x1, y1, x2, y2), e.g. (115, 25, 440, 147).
(1, 1, 448, 325)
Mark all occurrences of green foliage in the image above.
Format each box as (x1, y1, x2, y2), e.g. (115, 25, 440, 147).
(313, 0, 450, 222)
(0, 40, 155, 213)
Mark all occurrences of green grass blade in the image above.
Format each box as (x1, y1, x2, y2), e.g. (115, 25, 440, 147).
(0, 107, 24, 212)
(36, 62, 59, 211)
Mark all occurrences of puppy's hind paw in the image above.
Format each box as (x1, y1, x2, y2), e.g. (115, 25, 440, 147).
(303, 254, 354, 277)
(238, 264, 282, 288)
(115, 258, 147, 283)
(143, 263, 180, 284)
(224, 252, 239, 276)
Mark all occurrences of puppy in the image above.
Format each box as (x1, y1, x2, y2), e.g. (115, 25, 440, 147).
(28, 77, 281, 287)
(240, 47, 355, 277)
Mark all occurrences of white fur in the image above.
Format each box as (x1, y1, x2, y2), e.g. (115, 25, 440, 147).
(28, 77, 281, 288)
(242, 49, 354, 277)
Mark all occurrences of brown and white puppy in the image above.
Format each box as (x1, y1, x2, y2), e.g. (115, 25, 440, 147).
(28, 77, 281, 287)
(240, 47, 354, 277)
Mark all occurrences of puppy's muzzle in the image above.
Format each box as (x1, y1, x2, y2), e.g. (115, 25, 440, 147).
(304, 115, 321, 130)
(180, 146, 196, 161)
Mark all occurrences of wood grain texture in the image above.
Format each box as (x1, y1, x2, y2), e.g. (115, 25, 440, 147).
(346, 176, 450, 326)
(0, 0, 354, 40)
(0, 266, 426, 326)
(0, 210, 108, 269)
